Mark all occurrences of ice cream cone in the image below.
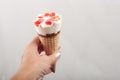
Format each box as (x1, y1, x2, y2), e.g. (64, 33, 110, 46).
(38, 32, 60, 72)
(38, 32, 60, 55)
(34, 12, 61, 73)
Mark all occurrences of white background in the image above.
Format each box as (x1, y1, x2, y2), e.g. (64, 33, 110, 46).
(0, 0, 120, 80)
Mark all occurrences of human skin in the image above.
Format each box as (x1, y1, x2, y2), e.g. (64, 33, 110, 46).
(11, 37, 61, 80)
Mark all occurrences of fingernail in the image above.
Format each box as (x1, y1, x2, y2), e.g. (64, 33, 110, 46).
(55, 52, 61, 59)
(40, 51, 46, 56)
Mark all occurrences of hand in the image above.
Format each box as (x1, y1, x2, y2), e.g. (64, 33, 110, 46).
(11, 37, 61, 80)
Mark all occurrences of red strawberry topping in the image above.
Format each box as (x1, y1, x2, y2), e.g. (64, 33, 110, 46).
(45, 20, 52, 25)
(44, 13, 50, 16)
(50, 12, 55, 17)
(34, 20, 41, 26)
(34, 19, 43, 27)
(34, 12, 60, 27)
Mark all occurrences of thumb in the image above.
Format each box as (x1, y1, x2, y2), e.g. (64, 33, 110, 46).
(48, 52, 61, 65)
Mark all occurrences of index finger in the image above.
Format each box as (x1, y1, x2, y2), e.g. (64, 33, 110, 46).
(25, 36, 41, 54)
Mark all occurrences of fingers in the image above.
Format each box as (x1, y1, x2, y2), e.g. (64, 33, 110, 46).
(39, 51, 46, 56)
(26, 36, 40, 51)
(24, 36, 43, 56)
(28, 36, 44, 51)
(30, 36, 40, 47)
(48, 52, 61, 65)
(30, 37, 44, 53)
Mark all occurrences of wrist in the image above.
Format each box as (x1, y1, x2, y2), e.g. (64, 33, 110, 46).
(11, 67, 31, 80)
(11, 66, 43, 80)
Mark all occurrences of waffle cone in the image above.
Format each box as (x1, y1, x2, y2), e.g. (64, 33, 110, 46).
(38, 32, 60, 72)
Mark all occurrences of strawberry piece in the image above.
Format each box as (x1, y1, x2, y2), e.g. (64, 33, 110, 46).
(44, 13, 49, 17)
(34, 19, 43, 27)
(50, 12, 55, 17)
(45, 20, 52, 25)
(34, 20, 41, 26)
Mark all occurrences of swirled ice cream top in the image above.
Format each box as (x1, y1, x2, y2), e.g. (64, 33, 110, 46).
(34, 12, 61, 35)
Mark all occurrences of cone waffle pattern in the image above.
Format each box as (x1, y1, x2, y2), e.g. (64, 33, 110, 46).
(38, 32, 60, 72)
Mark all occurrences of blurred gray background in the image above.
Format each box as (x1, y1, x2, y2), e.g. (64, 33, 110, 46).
(0, 0, 120, 80)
